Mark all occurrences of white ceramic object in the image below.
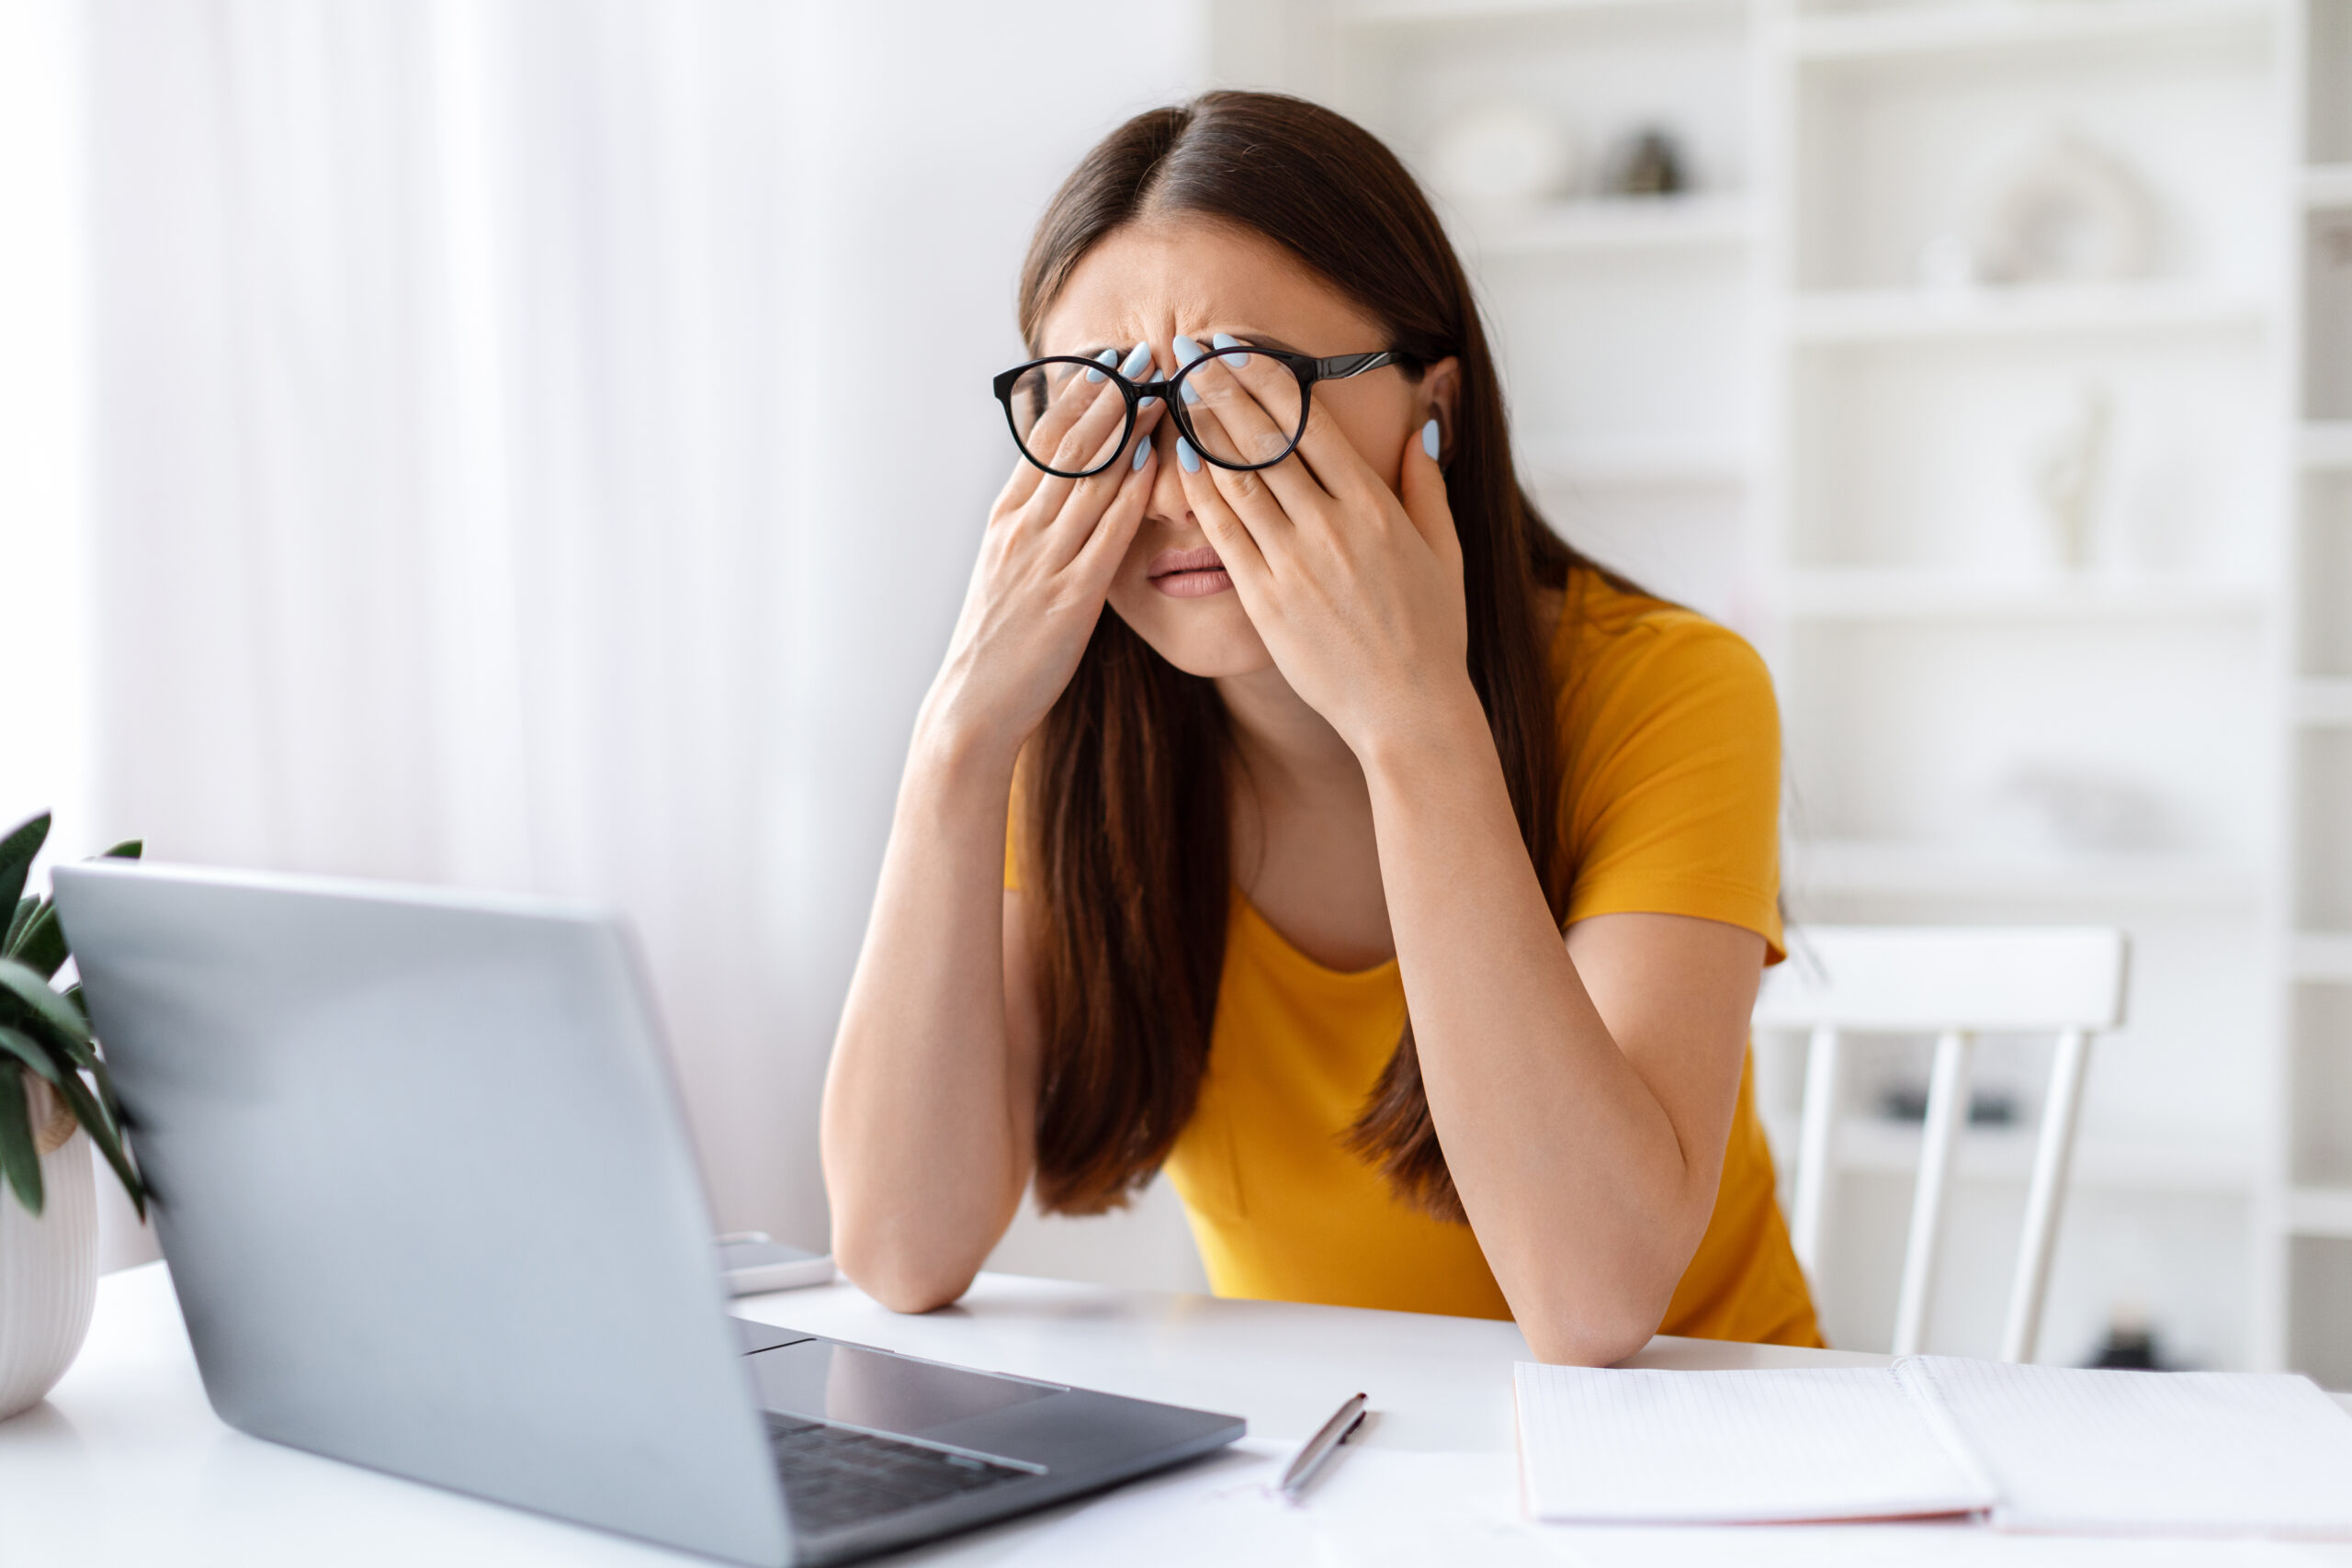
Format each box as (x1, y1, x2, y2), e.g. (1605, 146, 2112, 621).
(1973, 130, 2158, 287)
(1427, 102, 1577, 209)
(0, 1076, 98, 1421)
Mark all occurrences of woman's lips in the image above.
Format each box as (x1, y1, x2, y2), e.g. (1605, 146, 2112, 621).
(1147, 545, 1233, 599)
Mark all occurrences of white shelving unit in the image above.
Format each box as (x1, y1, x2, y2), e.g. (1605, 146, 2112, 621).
(1217, 0, 2335, 1373)
(2268, 0, 2352, 1387)
(1771, 0, 2290, 1372)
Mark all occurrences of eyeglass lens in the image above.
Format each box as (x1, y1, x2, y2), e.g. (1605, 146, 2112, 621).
(1171, 345, 1309, 472)
(1006, 356, 1135, 479)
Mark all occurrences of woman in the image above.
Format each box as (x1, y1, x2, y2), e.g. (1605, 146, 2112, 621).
(820, 91, 1821, 1362)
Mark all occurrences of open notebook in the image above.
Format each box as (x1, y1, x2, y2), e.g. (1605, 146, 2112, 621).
(1514, 1356, 2352, 1537)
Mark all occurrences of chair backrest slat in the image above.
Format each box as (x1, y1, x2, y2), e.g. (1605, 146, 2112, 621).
(1757, 927, 2128, 1034)
(1757, 925, 2130, 1362)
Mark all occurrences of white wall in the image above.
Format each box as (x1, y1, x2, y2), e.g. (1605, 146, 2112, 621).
(767, 4, 1209, 1257)
(32, 1, 1209, 1276)
(0, 0, 92, 861)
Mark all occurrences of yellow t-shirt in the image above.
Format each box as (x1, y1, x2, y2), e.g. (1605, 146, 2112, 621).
(1012, 566, 1823, 1348)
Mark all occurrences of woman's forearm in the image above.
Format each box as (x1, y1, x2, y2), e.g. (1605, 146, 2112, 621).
(820, 709, 1033, 1312)
(1358, 687, 1728, 1364)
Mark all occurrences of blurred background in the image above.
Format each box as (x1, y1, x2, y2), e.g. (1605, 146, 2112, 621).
(2, 0, 2346, 1381)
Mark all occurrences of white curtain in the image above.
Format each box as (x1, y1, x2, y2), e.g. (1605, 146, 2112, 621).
(75, 0, 1204, 1249)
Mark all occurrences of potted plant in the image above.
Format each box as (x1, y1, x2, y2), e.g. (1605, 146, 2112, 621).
(0, 811, 145, 1420)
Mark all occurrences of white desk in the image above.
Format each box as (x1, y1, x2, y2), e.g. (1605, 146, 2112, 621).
(6, 1263, 2349, 1565)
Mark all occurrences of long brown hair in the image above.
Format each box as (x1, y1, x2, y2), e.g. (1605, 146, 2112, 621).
(1019, 91, 1589, 1222)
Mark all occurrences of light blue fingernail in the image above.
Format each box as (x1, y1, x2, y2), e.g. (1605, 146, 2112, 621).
(1133, 437, 1151, 471)
(1120, 341, 1153, 378)
(1212, 332, 1250, 367)
(1139, 394, 1159, 410)
(1422, 418, 1441, 459)
(1178, 435, 1200, 473)
(1173, 333, 1204, 366)
(1084, 346, 1117, 384)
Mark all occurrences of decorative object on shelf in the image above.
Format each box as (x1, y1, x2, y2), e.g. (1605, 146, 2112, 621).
(1600, 126, 1689, 198)
(1972, 129, 2158, 287)
(1877, 1082, 2020, 1127)
(2030, 383, 2114, 572)
(2086, 1304, 2177, 1371)
(1979, 762, 2173, 856)
(1, 812, 146, 1423)
(1426, 101, 1577, 211)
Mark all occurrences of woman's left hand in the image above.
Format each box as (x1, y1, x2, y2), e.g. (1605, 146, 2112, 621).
(1170, 340, 1478, 758)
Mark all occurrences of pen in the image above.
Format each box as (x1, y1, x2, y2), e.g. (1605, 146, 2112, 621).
(1278, 1391, 1369, 1501)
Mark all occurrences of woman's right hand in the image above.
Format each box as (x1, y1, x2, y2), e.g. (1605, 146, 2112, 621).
(923, 342, 1161, 759)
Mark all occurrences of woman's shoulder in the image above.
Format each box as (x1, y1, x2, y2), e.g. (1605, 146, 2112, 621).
(1544, 563, 1772, 724)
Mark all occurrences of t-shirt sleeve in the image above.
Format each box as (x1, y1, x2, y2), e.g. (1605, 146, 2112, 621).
(1558, 614, 1785, 964)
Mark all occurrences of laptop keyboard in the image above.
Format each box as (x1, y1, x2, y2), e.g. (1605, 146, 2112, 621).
(766, 1417, 1033, 1535)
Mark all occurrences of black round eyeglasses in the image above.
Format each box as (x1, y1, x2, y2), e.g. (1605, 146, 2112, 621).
(991, 343, 1403, 479)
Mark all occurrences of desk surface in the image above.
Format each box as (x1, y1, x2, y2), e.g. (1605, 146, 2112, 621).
(6, 1263, 2347, 1566)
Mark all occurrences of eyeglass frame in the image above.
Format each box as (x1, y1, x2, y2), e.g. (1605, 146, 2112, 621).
(990, 345, 1407, 479)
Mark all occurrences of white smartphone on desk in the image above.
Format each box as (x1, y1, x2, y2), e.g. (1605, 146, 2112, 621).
(718, 1233, 834, 1295)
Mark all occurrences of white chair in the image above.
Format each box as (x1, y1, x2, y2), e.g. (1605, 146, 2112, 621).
(1756, 926, 2130, 1363)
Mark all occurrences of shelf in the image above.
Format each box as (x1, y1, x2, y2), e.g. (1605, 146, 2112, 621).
(2287, 1187, 2352, 1240)
(2307, 423, 2352, 470)
(1521, 434, 1748, 487)
(1340, 0, 1738, 26)
(1782, 568, 2268, 621)
(2294, 933, 2352, 984)
(1792, 0, 2272, 64)
(1789, 285, 2267, 344)
(2309, 165, 2352, 210)
(1789, 839, 2260, 906)
(2299, 679, 2352, 728)
(1461, 193, 1751, 260)
(1761, 1113, 2256, 1194)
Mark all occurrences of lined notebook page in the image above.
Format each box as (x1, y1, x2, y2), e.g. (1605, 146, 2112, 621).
(1513, 1363, 1997, 1525)
(1907, 1357, 2352, 1538)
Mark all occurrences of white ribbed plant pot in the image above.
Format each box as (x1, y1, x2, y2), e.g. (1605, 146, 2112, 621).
(0, 1075, 98, 1422)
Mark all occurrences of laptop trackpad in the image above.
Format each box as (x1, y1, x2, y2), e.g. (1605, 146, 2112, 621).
(747, 1340, 1058, 1436)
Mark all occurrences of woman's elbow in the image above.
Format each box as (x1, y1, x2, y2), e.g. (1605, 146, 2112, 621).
(1515, 1254, 1685, 1366)
(832, 1231, 978, 1315)
(1521, 1307, 1660, 1368)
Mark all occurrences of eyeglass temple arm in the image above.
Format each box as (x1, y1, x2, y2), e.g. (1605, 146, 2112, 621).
(1310, 351, 1397, 381)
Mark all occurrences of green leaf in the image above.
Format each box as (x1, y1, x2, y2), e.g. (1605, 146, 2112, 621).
(0, 957, 96, 1065)
(0, 813, 48, 926)
(8, 901, 66, 980)
(0, 1027, 143, 1217)
(0, 1066, 44, 1216)
(62, 982, 88, 1021)
(6, 895, 35, 952)
(89, 1053, 128, 1141)
(101, 840, 143, 861)
(0, 1024, 65, 1089)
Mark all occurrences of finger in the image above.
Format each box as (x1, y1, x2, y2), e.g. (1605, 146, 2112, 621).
(1046, 400, 1165, 551)
(1030, 404, 1166, 582)
(1016, 355, 1142, 523)
(1399, 416, 1462, 570)
(995, 350, 1109, 513)
(1069, 423, 1159, 586)
(1172, 433, 1274, 592)
(1280, 384, 1392, 513)
(1180, 423, 1297, 564)
(1173, 338, 1333, 523)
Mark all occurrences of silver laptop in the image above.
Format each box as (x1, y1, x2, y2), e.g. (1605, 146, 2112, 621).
(53, 862, 1242, 1566)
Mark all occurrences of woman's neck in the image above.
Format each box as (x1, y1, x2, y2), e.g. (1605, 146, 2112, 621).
(1215, 662, 1397, 971)
(1215, 663, 1363, 796)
